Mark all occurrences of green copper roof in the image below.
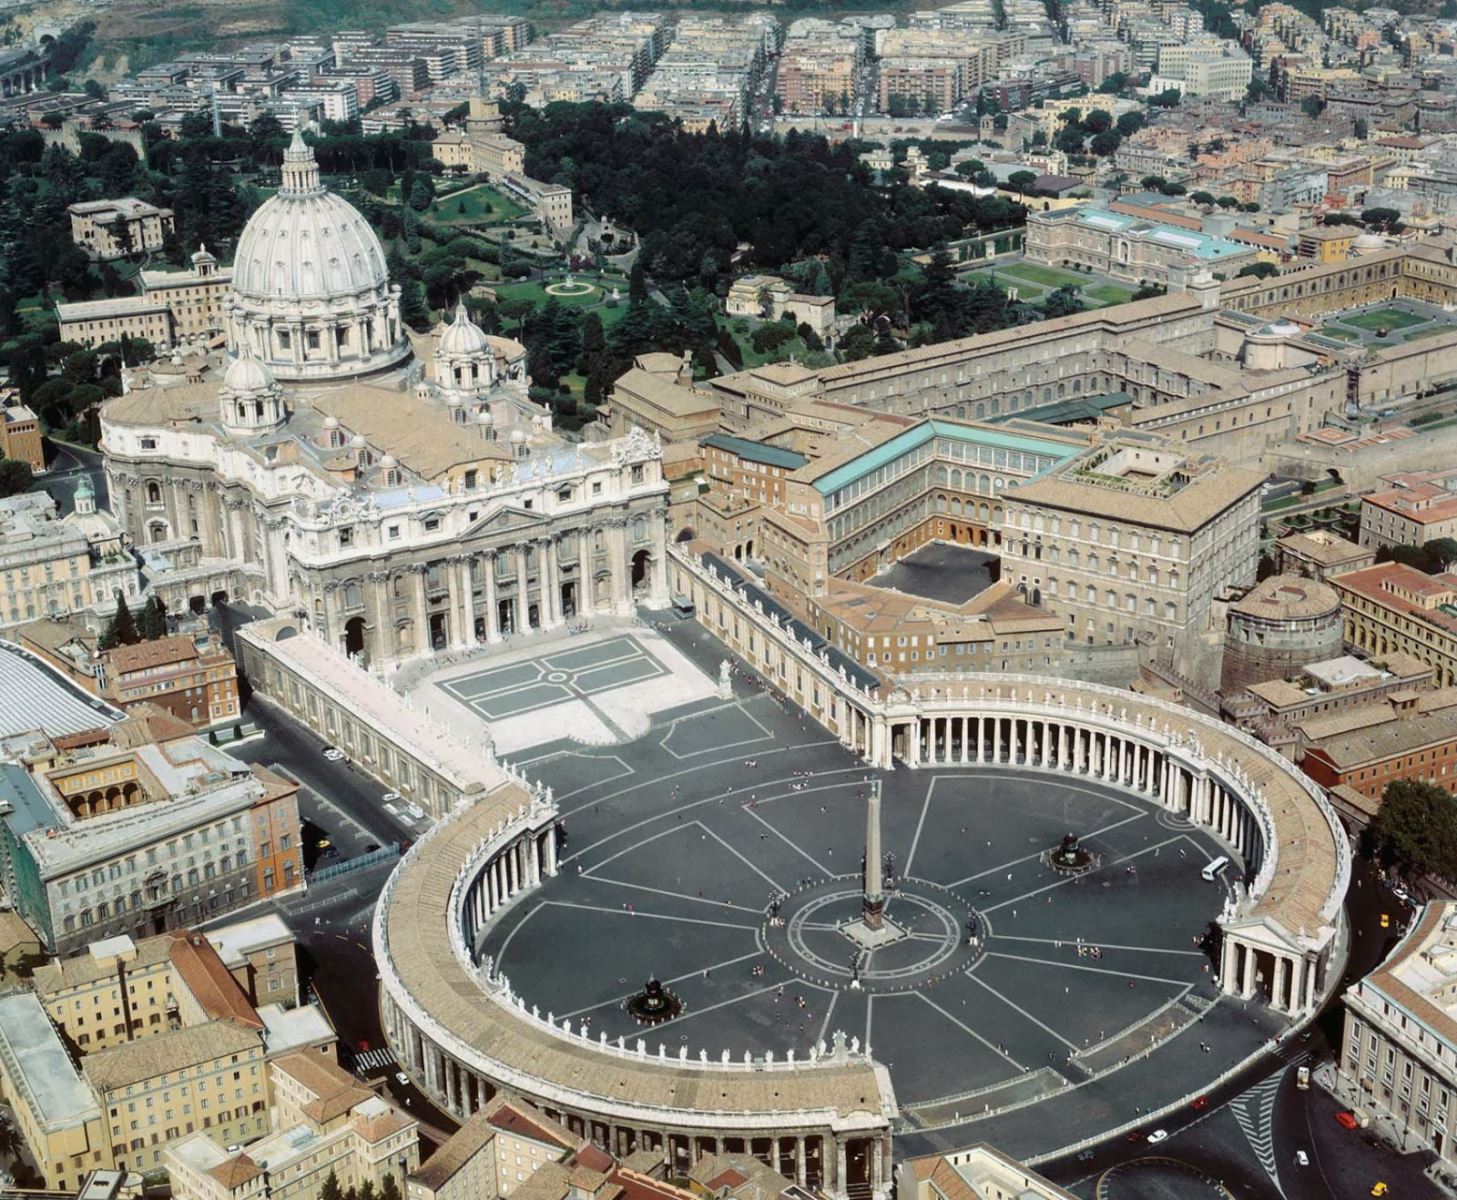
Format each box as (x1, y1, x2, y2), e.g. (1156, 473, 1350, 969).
(702, 434, 808, 471)
(812, 419, 1079, 497)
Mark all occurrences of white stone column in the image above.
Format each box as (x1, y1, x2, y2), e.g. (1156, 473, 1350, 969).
(484, 552, 501, 642)
(1241, 942, 1257, 999)
(545, 827, 558, 876)
(516, 546, 531, 631)
(461, 558, 477, 644)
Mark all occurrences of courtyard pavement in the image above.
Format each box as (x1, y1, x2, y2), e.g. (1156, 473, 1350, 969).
(464, 618, 1294, 1161)
(866, 543, 1000, 605)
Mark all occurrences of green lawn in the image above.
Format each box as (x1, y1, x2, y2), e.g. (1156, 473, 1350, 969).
(1083, 283, 1135, 306)
(964, 271, 1045, 301)
(492, 277, 627, 310)
(997, 262, 1089, 290)
(1404, 326, 1457, 342)
(1340, 307, 1429, 333)
(1316, 326, 1361, 342)
(731, 328, 808, 368)
(430, 185, 527, 226)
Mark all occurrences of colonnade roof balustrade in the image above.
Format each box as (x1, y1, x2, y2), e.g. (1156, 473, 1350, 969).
(377, 773, 897, 1134)
(880, 675, 1350, 950)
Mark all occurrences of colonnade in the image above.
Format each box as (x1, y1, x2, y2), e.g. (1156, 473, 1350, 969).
(380, 971, 888, 1198)
(459, 823, 558, 948)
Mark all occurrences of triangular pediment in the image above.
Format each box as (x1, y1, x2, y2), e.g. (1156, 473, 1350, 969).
(460, 502, 547, 543)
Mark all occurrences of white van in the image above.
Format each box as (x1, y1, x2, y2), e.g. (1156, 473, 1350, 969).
(1201, 856, 1229, 882)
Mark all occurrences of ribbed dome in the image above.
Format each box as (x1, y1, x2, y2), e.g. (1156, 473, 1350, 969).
(438, 303, 491, 357)
(233, 134, 390, 301)
(223, 347, 275, 394)
(224, 129, 409, 384)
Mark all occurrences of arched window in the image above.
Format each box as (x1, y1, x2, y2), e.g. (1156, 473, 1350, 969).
(146, 481, 162, 505)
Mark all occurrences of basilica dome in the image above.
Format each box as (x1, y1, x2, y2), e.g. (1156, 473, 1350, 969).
(224, 130, 409, 384)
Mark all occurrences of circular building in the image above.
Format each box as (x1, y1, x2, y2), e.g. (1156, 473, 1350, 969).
(1222, 574, 1344, 694)
(226, 130, 409, 382)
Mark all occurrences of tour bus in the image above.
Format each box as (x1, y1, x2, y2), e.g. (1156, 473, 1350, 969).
(1202, 856, 1230, 882)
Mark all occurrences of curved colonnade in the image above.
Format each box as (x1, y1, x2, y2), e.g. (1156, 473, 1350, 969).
(375, 677, 1349, 1192)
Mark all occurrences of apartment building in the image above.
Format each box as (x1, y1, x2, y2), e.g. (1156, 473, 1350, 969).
(408, 1095, 586, 1200)
(1340, 903, 1457, 1165)
(167, 1055, 419, 1200)
(68, 200, 174, 262)
(205, 914, 299, 1008)
(1298, 689, 1457, 801)
(1335, 563, 1457, 688)
(0, 709, 305, 955)
(1360, 469, 1457, 550)
(0, 992, 108, 1191)
(60, 246, 233, 352)
(0, 397, 44, 472)
(101, 633, 241, 730)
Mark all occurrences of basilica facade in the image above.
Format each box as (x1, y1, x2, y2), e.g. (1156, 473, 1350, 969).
(100, 131, 669, 668)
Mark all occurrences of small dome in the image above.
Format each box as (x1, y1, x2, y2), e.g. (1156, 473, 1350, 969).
(380, 454, 398, 469)
(1354, 232, 1386, 249)
(510, 428, 526, 444)
(476, 409, 493, 424)
(75, 476, 94, 498)
(437, 302, 491, 357)
(447, 392, 464, 408)
(350, 433, 367, 449)
(223, 348, 275, 395)
(323, 415, 341, 430)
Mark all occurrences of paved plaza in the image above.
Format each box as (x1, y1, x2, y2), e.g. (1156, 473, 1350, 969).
(400, 623, 717, 754)
(473, 623, 1284, 1155)
(867, 543, 999, 605)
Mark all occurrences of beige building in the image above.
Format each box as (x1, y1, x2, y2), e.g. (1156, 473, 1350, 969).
(0, 992, 109, 1192)
(435, 98, 528, 180)
(68, 199, 173, 261)
(603, 353, 720, 442)
(84, 1018, 268, 1174)
(724, 275, 836, 338)
(58, 247, 233, 351)
(1026, 206, 1261, 287)
(896, 1146, 1074, 1200)
(1340, 902, 1457, 1164)
(0, 489, 139, 632)
(1334, 563, 1457, 688)
(205, 914, 299, 1009)
(1360, 469, 1457, 550)
(409, 1094, 581, 1200)
(1000, 440, 1264, 649)
(0, 396, 45, 472)
(166, 1054, 419, 1200)
(1274, 529, 1376, 581)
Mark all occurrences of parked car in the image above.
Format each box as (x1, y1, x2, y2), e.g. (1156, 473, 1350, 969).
(383, 792, 402, 803)
(1146, 1130, 1168, 1144)
(322, 747, 345, 762)
(1335, 1111, 1359, 1131)
(396, 1072, 410, 1086)
(1295, 1151, 1309, 1167)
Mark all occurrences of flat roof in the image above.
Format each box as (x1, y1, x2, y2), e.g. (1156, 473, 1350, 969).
(0, 992, 100, 1132)
(812, 419, 1079, 498)
(702, 434, 808, 471)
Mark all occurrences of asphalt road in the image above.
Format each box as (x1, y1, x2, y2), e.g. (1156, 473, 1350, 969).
(1045, 857, 1440, 1199)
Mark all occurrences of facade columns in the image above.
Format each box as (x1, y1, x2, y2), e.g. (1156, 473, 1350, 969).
(516, 547, 532, 631)
(484, 553, 501, 641)
(461, 557, 477, 644)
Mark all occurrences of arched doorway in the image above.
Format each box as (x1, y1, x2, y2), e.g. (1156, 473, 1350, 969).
(344, 616, 367, 657)
(210, 590, 228, 606)
(189, 595, 206, 616)
(631, 550, 650, 592)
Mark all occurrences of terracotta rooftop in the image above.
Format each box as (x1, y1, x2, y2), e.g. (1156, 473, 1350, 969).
(169, 934, 264, 1030)
(104, 635, 200, 675)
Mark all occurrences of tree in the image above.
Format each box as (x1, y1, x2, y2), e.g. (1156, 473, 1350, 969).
(1115, 111, 1146, 138)
(1041, 285, 1084, 320)
(0, 459, 31, 498)
(1007, 170, 1039, 196)
(1300, 96, 1323, 118)
(380, 1176, 402, 1200)
(1368, 780, 1457, 883)
(1236, 261, 1279, 279)
(1191, 191, 1216, 206)
(99, 595, 139, 651)
(138, 596, 168, 641)
(1353, 117, 1369, 139)
(1141, 175, 1167, 192)
(321, 1171, 344, 1200)
(1245, 77, 1272, 102)
(1256, 552, 1278, 582)
(1089, 131, 1122, 156)
(1361, 207, 1402, 233)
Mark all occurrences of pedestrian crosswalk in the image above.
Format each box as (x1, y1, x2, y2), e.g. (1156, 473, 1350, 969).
(351, 1047, 397, 1075)
(1231, 1067, 1291, 1198)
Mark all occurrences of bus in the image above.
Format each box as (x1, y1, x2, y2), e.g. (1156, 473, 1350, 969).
(1201, 856, 1229, 882)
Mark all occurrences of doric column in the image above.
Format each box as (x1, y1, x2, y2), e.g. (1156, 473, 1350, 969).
(444, 559, 464, 649)
(1241, 942, 1257, 998)
(795, 1138, 807, 1188)
(545, 827, 558, 876)
(835, 1140, 847, 1195)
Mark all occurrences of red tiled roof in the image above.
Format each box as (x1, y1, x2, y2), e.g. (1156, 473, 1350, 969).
(168, 935, 263, 1030)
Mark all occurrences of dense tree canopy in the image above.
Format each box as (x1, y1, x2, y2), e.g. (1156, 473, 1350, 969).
(506, 102, 1024, 291)
(1368, 779, 1457, 882)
